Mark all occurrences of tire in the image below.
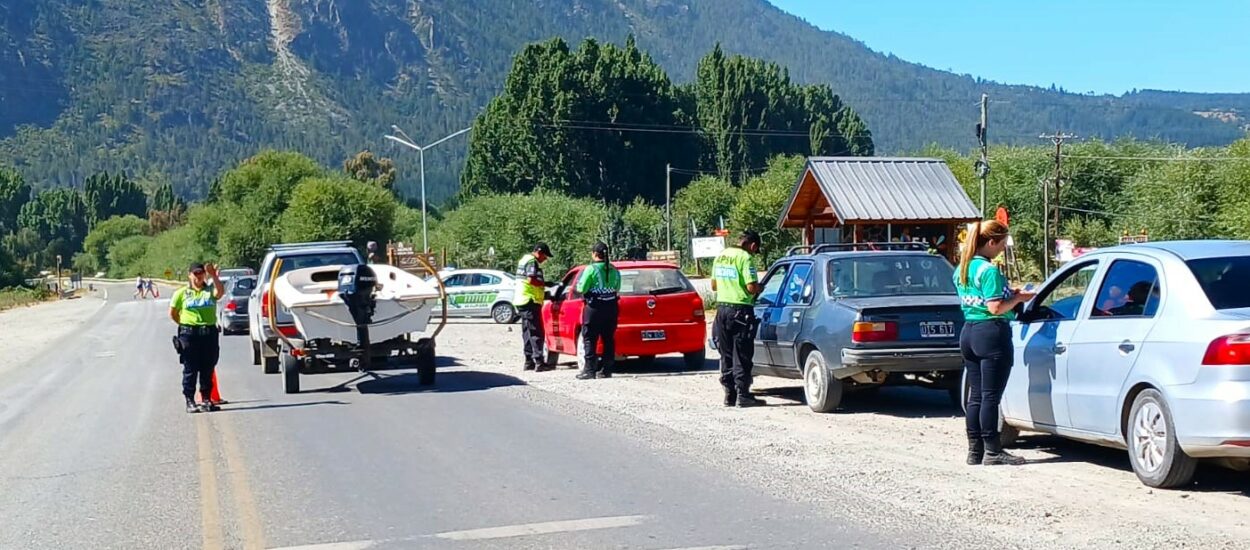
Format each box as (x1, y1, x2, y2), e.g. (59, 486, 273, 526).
(280, 348, 300, 394)
(574, 332, 587, 372)
(416, 339, 436, 386)
(682, 350, 706, 370)
(802, 349, 843, 413)
(491, 303, 518, 324)
(263, 351, 280, 374)
(1127, 389, 1197, 488)
(251, 340, 261, 366)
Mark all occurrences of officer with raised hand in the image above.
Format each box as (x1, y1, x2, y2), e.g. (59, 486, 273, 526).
(711, 230, 764, 407)
(575, 242, 621, 380)
(515, 243, 555, 372)
(170, 262, 225, 413)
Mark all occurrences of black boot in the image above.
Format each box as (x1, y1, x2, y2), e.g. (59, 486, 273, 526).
(722, 387, 737, 407)
(186, 397, 200, 414)
(200, 396, 220, 412)
(575, 371, 596, 380)
(966, 437, 985, 466)
(982, 437, 1026, 466)
(736, 394, 764, 408)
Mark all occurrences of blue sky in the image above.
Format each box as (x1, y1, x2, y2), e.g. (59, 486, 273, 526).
(767, 0, 1249, 95)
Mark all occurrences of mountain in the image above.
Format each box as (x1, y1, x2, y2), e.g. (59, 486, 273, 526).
(2, 0, 1247, 203)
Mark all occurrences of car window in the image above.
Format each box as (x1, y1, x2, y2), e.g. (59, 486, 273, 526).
(619, 267, 691, 296)
(757, 264, 790, 307)
(1091, 260, 1161, 318)
(443, 274, 467, 287)
(827, 254, 955, 298)
(277, 252, 360, 276)
(485, 275, 502, 286)
(1187, 256, 1250, 310)
(563, 271, 581, 299)
(230, 279, 255, 296)
(1036, 262, 1099, 321)
(781, 262, 814, 306)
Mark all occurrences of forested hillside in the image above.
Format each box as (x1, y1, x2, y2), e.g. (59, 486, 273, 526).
(2, 0, 1246, 203)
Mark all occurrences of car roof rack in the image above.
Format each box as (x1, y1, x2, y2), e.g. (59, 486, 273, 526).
(785, 242, 930, 256)
(268, 240, 355, 252)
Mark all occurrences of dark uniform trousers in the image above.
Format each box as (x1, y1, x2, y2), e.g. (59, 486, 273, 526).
(581, 300, 619, 374)
(177, 325, 220, 400)
(714, 304, 756, 395)
(518, 303, 546, 367)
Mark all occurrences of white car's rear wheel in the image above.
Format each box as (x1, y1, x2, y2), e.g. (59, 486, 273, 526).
(492, 303, 518, 324)
(1128, 389, 1197, 488)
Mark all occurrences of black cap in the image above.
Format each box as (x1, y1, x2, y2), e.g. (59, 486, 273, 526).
(591, 241, 609, 257)
(534, 242, 552, 256)
(189, 262, 205, 272)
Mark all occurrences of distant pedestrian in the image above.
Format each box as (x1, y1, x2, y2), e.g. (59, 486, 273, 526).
(575, 242, 621, 380)
(954, 220, 1035, 466)
(515, 243, 555, 372)
(711, 230, 764, 408)
(170, 262, 225, 413)
(134, 274, 146, 299)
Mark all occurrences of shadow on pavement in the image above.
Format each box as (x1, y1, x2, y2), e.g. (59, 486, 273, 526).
(351, 369, 526, 395)
(752, 385, 962, 418)
(219, 400, 348, 412)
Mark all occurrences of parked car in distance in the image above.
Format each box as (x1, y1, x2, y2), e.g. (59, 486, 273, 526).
(753, 243, 965, 413)
(543, 261, 706, 370)
(988, 240, 1250, 488)
(248, 241, 364, 374)
(216, 267, 255, 288)
(217, 276, 256, 335)
(426, 268, 519, 324)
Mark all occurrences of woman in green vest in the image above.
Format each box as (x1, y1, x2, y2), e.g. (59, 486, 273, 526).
(575, 242, 621, 380)
(955, 220, 1034, 466)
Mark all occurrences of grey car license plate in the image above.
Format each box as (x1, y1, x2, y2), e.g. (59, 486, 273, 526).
(921, 321, 954, 338)
(641, 330, 667, 341)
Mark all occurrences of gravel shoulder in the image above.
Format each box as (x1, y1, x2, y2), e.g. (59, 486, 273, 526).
(0, 293, 106, 379)
(439, 319, 1250, 550)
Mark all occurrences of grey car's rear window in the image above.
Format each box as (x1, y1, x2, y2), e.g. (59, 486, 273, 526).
(1186, 257, 1250, 310)
(277, 252, 361, 275)
(828, 255, 957, 298)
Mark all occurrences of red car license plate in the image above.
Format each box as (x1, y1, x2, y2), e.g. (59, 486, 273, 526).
(641, 330, 667, 341)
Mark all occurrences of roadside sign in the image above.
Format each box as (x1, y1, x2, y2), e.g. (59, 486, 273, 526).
(164, 269, 173, 279)
(646, 250, 681, 264)
(388, 241, 440, 276)
(691, 236, 726, 259)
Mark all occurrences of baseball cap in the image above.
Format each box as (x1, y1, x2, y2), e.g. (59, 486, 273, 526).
(534, 242, 552, 256)
(189, 262, 206, 273)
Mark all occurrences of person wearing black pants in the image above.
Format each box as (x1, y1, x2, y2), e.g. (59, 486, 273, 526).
(710, 230, 764, 407)
(515, 243, 554, 372)
(575, 242, 621, 380)
(170, 262, 226, 413)
(954, 220, 1034, 465)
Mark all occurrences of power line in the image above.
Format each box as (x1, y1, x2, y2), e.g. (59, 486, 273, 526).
(1061, 155, 1250, 162)
(1059, 205, 1216, 224)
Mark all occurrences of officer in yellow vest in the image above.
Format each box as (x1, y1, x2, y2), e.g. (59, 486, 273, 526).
(711, 230, 764, 407)
(515, 243, 554, 372)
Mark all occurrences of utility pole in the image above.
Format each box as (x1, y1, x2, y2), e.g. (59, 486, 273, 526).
(665, 163, 672, 251)
(976, 93, 989, 216)
(1039, 131, 1076, 278)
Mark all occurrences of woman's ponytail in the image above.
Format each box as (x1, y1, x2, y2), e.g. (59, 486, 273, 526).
(958, 220, 982, 287)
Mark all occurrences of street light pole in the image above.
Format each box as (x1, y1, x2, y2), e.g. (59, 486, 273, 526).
(384, 125, 472, 253)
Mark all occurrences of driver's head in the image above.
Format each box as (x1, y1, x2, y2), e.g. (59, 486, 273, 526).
(1127, 281, 1152, 303)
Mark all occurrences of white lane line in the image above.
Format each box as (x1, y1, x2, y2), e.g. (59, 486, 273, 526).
(267, 542, 377, 550)
(433, 514, 650, 541)
(659, 546, 749, 550)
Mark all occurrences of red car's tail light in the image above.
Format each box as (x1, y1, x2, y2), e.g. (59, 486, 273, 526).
(1202, 334, 1250, 365)
(225, 301, 237, 311)
(852, 321, 898, 343)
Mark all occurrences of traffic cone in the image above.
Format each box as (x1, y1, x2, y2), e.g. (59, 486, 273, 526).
(209, 370, 223, 403)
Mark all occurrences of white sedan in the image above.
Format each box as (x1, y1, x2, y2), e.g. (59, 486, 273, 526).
(427, 269, 520, 324)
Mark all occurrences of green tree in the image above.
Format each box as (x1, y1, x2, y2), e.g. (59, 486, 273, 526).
(729, 155, 805, 264)
(81, 215, 149, 274)
(150, 182, 183, 212)
(281, 177, 397, 249)
(17, 188, 89, 259)
(343, 150, 398, 190)
(0, 167, 31, 234)
(215, 150, 324, 266)
(106, 235, 155, 278)
(83, 172, 147, 226)
(672, 175, 737, 261)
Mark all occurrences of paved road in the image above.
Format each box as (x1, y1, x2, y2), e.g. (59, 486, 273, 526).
(0, 286, 911, 549)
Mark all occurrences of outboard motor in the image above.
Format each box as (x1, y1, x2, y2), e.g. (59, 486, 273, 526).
(338, 264, 378, 369)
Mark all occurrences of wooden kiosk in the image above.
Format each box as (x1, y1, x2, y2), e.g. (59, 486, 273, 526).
(777, 157, 981, 263)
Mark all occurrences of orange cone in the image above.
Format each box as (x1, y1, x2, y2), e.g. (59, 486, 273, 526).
(209, 370, 222, 403)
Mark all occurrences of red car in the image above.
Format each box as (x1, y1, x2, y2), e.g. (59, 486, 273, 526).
(543, 261, 707, 370)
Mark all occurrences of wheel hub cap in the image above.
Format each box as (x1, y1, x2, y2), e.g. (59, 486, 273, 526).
(1132, 402, 1167, 473)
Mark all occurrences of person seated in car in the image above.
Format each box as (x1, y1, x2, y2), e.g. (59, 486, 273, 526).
(1109, 281, 1154, 316)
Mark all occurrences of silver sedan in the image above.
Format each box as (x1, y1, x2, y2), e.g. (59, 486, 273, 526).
(998, 240, 1250, 488)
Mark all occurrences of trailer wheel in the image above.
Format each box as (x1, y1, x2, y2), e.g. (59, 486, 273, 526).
(251, 340, 261, 366)
(281, 348, 300, 394)
(416, 338, 436, 386)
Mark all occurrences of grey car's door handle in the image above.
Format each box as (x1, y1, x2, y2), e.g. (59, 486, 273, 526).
(1118, 341, 1136, 353)
(1053, 343, 1067, 354)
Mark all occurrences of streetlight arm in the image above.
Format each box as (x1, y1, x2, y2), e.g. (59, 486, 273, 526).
(421, 127, 472, 150)
(384, 134, 422, 151)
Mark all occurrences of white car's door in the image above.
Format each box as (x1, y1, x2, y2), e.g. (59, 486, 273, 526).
(456, 273, 497, 316)
(440, 273, 470, 316)
(1005, 261, 1101, 429)
(1065, 257, 1164, 435)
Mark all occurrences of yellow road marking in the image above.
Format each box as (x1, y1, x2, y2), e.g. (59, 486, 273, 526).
(217, 414, 267, 550)
(196, 416, 224, 550)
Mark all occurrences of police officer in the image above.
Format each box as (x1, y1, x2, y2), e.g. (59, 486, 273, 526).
(170, 262, 225, 413)
(711, 230, 764, 407)
(575, 242, 621, 380)
(516, 243, 554, 372)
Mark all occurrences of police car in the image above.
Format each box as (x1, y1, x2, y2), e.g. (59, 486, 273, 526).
(427, 269, 520, 324)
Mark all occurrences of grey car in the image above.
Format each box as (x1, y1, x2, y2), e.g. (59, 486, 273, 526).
(753, 243, 966, 413)
(994, 240, 1250, 488)
(216, 276, 255, 334)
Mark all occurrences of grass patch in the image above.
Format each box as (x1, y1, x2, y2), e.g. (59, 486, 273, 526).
(0, 287, 53, 311)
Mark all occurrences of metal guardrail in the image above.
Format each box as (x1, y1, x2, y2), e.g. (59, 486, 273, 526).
(785, 242, 931, 256)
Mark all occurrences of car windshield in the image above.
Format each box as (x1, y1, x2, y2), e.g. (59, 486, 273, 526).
(230, 278, 256, 296)
(1186, 256, 1250, 310)
(219, 268, 254, 279)
(827, 254, 957, 298)
(276, 253, 361, 277)
(619, 267, 691, 296)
